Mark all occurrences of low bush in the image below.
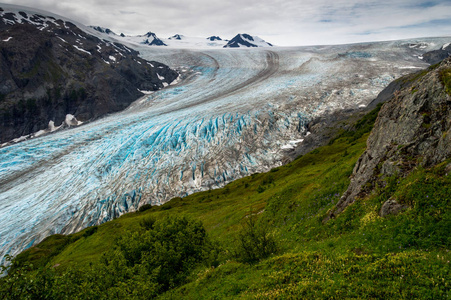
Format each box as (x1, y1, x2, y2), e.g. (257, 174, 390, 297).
(234, 214, 278, 263)
(138, 203, 152, 212)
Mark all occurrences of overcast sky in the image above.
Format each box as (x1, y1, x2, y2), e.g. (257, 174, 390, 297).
(3, 0, 451, 46)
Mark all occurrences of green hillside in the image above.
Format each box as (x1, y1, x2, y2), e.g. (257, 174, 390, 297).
(1, 103, 449, 299)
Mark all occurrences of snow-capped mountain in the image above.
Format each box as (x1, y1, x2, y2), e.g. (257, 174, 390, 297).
(140, 31, 167, 46)
(90, 29, 271, 49)
(112, 32, 227, 48)
(224, 34, 273, 48)
(0, 4, 178, 144)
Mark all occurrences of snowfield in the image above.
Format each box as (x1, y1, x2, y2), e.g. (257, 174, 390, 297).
(0, 34, 450, 262)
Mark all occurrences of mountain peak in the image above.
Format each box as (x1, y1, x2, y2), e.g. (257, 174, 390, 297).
(207, 36, 222, 41)
(142, 31, 167, 46)
(169, 34, 183, 40)
(144, 31, 157, 38)
(90, 26, 116, 35)
(224, 34, 273, 48)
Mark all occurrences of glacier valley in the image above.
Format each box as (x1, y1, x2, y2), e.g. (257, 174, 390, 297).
(0, 37, 449, 262)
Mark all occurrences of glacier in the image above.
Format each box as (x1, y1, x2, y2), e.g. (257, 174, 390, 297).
(0, 37, 449, 263)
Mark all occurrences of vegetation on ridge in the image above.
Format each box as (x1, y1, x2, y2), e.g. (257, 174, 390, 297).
(1, 103, 450, 299)
(439, 67, 451, 95)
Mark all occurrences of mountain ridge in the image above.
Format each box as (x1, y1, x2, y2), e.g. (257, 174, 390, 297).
(326, 57, 451, 221)
(88, 28, 273, 48)
(0, 6, 178, 144)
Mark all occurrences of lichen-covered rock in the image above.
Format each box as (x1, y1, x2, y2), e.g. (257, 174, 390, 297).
(380, 199, 409, 217)
(325, 57, 451, 221)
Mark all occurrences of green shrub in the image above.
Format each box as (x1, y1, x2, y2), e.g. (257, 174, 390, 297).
(257, 185, 265, 193)
(160, 204, 172, 210)
(234, 214, 278, 264)
(439, 67, 451, 95)
(138, 203, 152, 212)
(139, 216, 156, 230)
(116, 216, 214, 290)
(83, 225, 98, 238)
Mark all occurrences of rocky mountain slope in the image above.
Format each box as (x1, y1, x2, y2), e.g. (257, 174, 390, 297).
(0, 6, 178, 144)
(422, 42, 451, 64)
(326, 57, 451, 221)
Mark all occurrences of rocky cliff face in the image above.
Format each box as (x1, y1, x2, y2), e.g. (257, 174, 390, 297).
(326, 57, 451, 220)
(422, 43, 451, 65)
(0, 7, 178, 143)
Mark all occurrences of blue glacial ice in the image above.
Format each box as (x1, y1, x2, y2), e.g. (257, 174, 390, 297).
(1, 38, 447, 262)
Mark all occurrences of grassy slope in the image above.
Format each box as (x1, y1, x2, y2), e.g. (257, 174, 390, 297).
(11, 104, 450, 299)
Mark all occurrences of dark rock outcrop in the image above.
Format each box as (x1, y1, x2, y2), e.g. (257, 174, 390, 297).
(0, 8, 178, 143)
(380, 199, 409, 217)
(282, 108, 369, 162)
(285, 75, 421, 162)
(89, 26, 116, 35)
(325, 58, 451, 221)
(207, 36, 222, 41)
(422, 43, 451, 65)
(169, 34, 183, 40)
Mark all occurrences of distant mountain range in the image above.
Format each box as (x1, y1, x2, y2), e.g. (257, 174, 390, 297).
(90, 26, 273, 48)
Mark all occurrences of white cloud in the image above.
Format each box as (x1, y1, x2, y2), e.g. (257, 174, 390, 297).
(2, 0, 451, 46)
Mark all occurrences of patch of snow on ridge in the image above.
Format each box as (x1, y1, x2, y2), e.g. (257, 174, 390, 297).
(2, 37, 12, 42)
(281, 139, 304, 149)
(170, 75, 181, 86)
(0, 115, 83, 149)
(56, 36, 67, 43)
(0, 4, 87, 33)
(65, 114, 83, 126)
(73, 45, 91, 55)
(399, 66, 422, 69)
(138, 89, 154, 95)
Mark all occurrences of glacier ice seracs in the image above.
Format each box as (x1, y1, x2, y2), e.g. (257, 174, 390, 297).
(1, 36, 449, 263)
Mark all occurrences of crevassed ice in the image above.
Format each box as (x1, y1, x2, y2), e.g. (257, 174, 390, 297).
(0, 38, 444, 263)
